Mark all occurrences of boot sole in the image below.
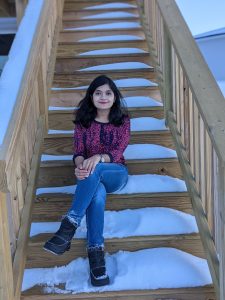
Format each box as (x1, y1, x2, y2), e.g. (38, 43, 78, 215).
(90, 274, 110, 287)
(43, 242, 71, 256)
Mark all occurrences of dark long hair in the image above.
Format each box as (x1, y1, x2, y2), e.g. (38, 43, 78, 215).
(73, 75, 129, 128)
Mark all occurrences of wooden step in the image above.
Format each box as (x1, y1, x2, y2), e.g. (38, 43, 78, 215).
(57, 40, 149, 56)
(42, 131, 175, 157)
(55, 53, 152, 70)
(59, 29, 144, 43)
(48, 107, 164, 130)
(63, 18, 140, 29)
(63, 0, 137, 11)
(53, 71, 157, 88)
(37, 158, 182, 188)
(21, 285, 215, 300)
(63, 8, 139, 21)
(50, 87, 162, 107)
(33, 192, 193, 222)
(26, 234, 205, 268)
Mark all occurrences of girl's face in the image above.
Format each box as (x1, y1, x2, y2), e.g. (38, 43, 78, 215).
(92, 84, 115, 111)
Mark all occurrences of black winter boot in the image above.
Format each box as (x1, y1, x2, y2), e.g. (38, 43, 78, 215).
(88, 246, 109, 286)
(43, 216, 77, 255)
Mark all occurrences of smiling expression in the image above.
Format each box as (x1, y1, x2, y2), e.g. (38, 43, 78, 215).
(92, 84, 115, 111)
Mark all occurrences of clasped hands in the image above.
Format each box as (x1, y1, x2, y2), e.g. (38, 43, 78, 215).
(74, 154, 101, 180)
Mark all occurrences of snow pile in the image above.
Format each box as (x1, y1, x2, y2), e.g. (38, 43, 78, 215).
(82, 12, 138, 19)
(65, 22, 141, 31)
(36, 174, 187, 195)
(78, 48, 147, 56)
(0, 0, 44, 145)
(79, 62, 151, 71)
(79, 35, 144, 42)
(22, 248, 212, 292)
(83, 3, 137, 10)
(30, 207, 198, 237)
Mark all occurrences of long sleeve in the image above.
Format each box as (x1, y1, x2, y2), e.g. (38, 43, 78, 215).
(107, 117, 130, 163)
(73, 124, 86, 163)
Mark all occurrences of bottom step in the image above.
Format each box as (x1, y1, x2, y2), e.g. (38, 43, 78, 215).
(22, 248, 214, 299)
(21, 286, 215, 300)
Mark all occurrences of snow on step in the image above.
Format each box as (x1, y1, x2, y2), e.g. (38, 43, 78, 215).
(83, 3, 137, 10)
(41, 144, 177, 162)
(78, 48, 147, 56)
(78, 62, 152, 71)
(79, 35, 144, 42)
(49, 96, 162, 109)
(48, 117, 167, 133)
(36, 174, 187, 195)
(51, 78, 155, 91)
(30, 207, 198, 238)
(81, 12, 138, 19)
(65, 22, 141, 31)
(22, 248, 212, 292)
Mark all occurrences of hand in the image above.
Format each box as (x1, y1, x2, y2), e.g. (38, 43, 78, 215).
(74, 163, 90, 180)
(82, 154, 101, 175)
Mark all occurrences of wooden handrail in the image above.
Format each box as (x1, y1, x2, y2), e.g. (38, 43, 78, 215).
(0, 1, 64, 299)
(139, 0, 225, 299)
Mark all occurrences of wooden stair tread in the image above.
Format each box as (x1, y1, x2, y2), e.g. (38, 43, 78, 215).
(26, 234, 205, 268)
(59, 30, 145, 43)
(62, 18, 140, 29)
(42, 131, 175, 158)
(33, 192, 193, 222)
(56, 51, 150, 59)
(50, 88, 162, 107)
(37, 157, 182, 187)
(48, 107, 164, 128)
(21, 285, 215, 299)
(53, 72, 157, 86)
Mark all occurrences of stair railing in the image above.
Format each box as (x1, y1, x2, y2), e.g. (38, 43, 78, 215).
(138, 0, 225, 299)
(0, 1, 64, 299)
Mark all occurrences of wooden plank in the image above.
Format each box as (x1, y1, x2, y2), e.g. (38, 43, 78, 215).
(48, 107, 164, 130)
(42, 131, 175, 156)
(167, 111, 220, 296)
(53, 71, 157, 87)
(0, 192, 14, 300)
(59, 29, 145, 43)
(63, 1, 137, 11)
(55, 53, 153, 71)
(62, 8, 139, 21)
(62, 18, 140, 28)
(57, 40, 149, 56)
(37, 158, 182, 187)
(33, 192, 193, 222)
(12, 116, 45, 300)
(50, 86, 162, 107)
(26, 233, 205, 268)
(21, 285, 215, 300)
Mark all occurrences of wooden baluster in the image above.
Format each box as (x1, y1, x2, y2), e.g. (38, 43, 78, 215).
(0, 192, 14, 300)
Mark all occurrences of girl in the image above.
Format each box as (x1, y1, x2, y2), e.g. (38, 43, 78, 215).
(44, 75, 130, 287)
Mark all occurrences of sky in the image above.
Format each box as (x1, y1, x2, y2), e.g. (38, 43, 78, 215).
(176, 0, 225, 35)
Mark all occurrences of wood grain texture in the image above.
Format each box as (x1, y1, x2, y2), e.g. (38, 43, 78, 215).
(21, 285, 215, 300)
(33, 192, 193, 222)
(37, 158, 182, 187)
(26, 233, 205, 268)
(42, 131, 175, 157)
(50, 87, 162, 107)
(48, 107, 164, 130)
(55, 53, 153, 71)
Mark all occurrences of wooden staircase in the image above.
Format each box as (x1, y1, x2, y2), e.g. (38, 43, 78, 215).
(21, 0, 215, 299)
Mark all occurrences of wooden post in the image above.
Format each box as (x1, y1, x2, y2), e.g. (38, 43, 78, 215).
(0, 192, 14, 300)
(218, 163, 225, 300)
(15, 0, 28, 25)
(163, 25, 172, 126)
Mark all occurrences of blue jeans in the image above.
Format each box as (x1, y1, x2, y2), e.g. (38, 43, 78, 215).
(67, 163, 128, 248)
